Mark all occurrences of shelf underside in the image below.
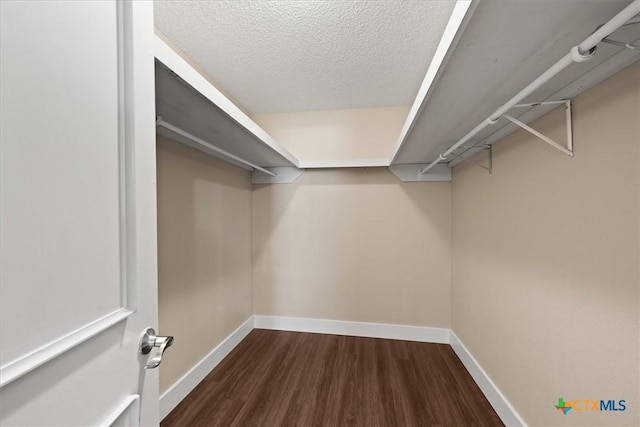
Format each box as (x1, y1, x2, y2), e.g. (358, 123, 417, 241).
(155, 61, 299, 169)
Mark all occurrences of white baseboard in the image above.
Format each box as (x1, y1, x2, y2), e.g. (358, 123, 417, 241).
(253, 315, 450, 344)
(159, 316, 254, 420)
(450, 331, 527, 427)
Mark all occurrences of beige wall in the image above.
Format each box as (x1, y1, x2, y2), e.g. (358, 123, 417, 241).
(451, 62, 640, 426)
(253, 106, 410, 163)
(253, 169, 451, 327)
(156, 136, 253, 394)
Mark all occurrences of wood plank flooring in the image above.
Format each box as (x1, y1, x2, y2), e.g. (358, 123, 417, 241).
(162, 330, 503, 426)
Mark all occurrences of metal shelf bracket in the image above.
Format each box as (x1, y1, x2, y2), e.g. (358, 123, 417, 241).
(503, 100, 574, 158)
(602, 38, 640, 50)
(447, 145, 492, 174)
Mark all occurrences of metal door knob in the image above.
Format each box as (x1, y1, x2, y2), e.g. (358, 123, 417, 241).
(140, 328, 174, 369)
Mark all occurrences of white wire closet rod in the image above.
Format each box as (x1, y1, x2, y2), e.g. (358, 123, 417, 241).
(156, 117, 277, 177)
(420, 0, 640, 175)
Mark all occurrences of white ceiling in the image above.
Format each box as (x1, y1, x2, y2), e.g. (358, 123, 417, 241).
(154, 0, 457, 114)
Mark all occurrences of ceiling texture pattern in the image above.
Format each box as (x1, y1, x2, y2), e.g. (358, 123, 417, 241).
(154, 0, 457, 114)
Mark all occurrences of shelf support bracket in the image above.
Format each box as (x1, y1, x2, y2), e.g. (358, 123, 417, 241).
(252, 167, 304, 184)
(503, 100, 573, 158)
(601, 38, 640, 51)
(446, 145, 492, 174)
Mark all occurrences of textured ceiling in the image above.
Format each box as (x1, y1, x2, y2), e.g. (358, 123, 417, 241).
(154, 0, 457, 114)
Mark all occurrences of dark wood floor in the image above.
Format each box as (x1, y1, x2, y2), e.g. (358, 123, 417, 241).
(162, 330, 503, 426)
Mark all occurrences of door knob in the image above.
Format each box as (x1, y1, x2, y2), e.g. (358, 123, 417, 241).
(140, 328, 174, 369)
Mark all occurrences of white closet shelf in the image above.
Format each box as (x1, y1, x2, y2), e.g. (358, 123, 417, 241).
(298, 159, 390, 169)
(390, 0, 640, 169)
(154, 36, 300, 171)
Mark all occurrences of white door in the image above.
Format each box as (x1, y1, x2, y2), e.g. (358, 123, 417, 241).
(0, 1, 161, 425)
